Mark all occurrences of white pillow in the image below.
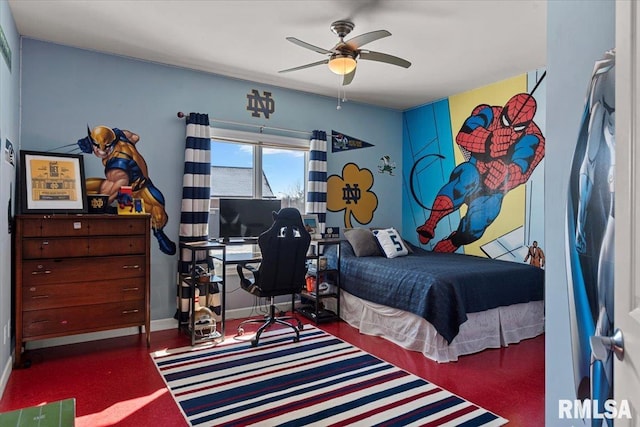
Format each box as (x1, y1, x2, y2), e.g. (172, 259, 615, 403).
(373, 228, 409, 258)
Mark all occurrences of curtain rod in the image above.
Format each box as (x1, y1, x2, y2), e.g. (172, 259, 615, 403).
(176, 112, 311, 137)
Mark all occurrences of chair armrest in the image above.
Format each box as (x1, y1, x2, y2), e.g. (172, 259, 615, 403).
(236, 263, 258, 284)
(237, 262, 260, 295)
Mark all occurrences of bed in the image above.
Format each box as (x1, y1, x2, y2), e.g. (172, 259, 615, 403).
(324, 236, 545, 363)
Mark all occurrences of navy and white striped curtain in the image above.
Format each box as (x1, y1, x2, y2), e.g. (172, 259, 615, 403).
(306, 130, 327, 234)
(179, 113, 212, 274)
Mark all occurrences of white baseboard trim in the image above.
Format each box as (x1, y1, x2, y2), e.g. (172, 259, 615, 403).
(0, 356, 11, 400)
(23, 302, 294, 350)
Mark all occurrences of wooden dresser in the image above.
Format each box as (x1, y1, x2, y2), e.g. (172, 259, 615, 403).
(14, 214, 151, 367)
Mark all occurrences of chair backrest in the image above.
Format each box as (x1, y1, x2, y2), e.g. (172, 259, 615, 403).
(255, 208, 311, 296)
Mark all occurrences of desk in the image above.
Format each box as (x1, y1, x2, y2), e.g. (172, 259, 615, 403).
(177, 241, 265, 345)
(178, 241, 226, 346)
(225, 246, 262, 265)
(178, 239, 341, 344)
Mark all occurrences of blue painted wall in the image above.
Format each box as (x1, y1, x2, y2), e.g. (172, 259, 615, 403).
(545, 1, 615, 425)
(0, 0, 20, 390)
(19, 39, 402, 320)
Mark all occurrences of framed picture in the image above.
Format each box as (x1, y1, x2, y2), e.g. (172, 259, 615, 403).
(20, 150, 87, 214)
(302, 214, 321, 239)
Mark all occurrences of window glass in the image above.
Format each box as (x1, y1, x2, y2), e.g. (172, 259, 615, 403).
(209, 137, 307, 239)
(262, 147, 305, 211)
(211, 140, 254, 197)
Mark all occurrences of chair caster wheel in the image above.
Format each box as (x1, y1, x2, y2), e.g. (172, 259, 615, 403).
(237, 327, 244, 336)
(293, 336, 300, 343)
(297, 321, 304, 331)
(251, 339, 258, 347)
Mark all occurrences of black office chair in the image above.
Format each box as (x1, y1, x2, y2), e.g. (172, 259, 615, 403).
(236, 207, 311, 346)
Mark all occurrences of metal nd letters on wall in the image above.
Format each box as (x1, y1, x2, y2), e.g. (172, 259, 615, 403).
(246, 89, 275, 119)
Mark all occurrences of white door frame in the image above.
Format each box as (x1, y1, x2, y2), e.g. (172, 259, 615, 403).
(614, 1, 640, 425)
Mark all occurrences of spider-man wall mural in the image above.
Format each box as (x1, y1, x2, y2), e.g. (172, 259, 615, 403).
(404, 71, 546, 256)
(415, 90, 545, 252)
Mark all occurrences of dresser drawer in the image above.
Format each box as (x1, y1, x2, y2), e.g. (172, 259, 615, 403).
(22, 255, 146, 285)
(19, 216, 148, 238)
(22, 278, 145, 311)
(21, 218, 91, 238)
(88, 218, 148, 236)
(88, 236, 147, 256)
(22, 236, 146, 259)
(22, 301, 146, 339)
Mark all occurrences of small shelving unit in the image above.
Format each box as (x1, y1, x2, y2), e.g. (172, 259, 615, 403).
(296, 239, 341, 323)
(178, 241, 226, 346)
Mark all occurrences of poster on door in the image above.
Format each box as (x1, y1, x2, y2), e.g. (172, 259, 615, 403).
(565, 49, 615, 423)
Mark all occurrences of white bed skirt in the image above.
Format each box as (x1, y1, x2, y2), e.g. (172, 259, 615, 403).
(336, 290, 544, 363)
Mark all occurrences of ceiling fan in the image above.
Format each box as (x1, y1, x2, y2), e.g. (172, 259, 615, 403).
(279, 20, 411, 85)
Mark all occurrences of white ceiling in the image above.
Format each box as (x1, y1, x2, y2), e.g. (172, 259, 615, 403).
(8, 0, 547, 111)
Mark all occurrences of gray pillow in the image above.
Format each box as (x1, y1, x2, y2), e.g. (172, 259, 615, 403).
(344, 228, 381, 257)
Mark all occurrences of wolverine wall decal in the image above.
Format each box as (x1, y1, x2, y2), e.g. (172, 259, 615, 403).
(327, 162, 378, 228)
(77, 125, 176, 255)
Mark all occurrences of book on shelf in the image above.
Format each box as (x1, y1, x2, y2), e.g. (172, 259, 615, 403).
(322, 226, 341, 239)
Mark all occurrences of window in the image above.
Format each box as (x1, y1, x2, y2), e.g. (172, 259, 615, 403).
(207, 128, 309, 239)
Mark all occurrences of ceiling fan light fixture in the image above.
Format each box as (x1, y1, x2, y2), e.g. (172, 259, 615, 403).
(328, 54, 357, 75)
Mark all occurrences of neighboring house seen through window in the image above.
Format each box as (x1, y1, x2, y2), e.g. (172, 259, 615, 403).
(207, 129, 309, 239)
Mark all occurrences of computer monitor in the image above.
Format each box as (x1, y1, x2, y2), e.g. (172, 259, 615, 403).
(218, 198, 282, 239)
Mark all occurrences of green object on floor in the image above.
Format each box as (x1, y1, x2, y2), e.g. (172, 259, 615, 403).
(0, 398, 75, 427)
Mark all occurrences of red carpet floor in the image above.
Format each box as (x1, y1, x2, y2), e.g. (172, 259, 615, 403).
(0, 317, 543, 426)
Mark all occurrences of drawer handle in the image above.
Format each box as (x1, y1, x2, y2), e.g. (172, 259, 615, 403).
(122, 309, 140, 314)
(31, 295, 50, 299)
(122, 287, 140, 292)
(31, 319, 51, 324)
(31, 270, 52, 275)
(122, 265, 140, 270)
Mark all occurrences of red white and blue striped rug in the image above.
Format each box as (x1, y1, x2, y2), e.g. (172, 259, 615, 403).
(151, 326, 507, 426)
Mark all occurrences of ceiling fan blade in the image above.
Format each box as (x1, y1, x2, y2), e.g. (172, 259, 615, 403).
(278, 59, 329, 73)
(342, 68, 356, 86)
(345, 30, 391, 50)
(286, 37, 334, 55)
(359, 50, 411, 68)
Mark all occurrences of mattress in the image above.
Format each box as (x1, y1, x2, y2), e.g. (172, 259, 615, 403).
(326, 241, 544, 343)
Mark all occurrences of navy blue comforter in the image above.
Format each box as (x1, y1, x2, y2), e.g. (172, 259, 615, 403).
(327, 241, 544, 344)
